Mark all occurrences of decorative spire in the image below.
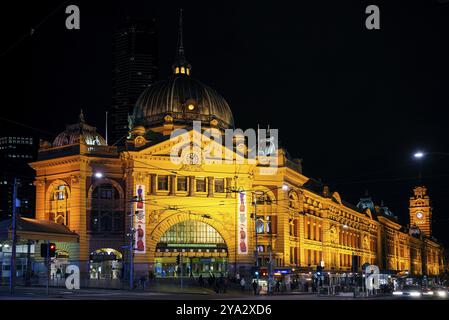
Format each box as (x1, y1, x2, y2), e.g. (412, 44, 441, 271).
(177, 8, 184, 56)
(79, 109, 85, 123)
(172, 9, 191, 76)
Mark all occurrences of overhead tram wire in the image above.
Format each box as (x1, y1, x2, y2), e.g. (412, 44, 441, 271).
(0, 116, 56, 137)
(0, 0, 72, 58)
(326, 174, 449, 186)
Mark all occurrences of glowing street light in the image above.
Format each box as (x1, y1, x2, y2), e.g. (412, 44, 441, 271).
(94, 172, 103, 178)
(413, 152, 425, 159)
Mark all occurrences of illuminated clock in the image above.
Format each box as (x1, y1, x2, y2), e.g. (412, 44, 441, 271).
(416, 212, 423, 219)
(184, 152, 200, 165)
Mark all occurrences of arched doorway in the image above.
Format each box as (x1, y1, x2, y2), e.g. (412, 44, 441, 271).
(89, 248, 123, 280)
(155, 220, 228, 278)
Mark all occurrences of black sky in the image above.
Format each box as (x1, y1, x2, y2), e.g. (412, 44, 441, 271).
(1, 0, 449, 246)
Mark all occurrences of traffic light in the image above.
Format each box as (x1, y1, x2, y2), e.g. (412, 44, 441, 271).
(49, 243, 56, 257)
(176, 254, 180, 265)
(40, 243, 56, 258)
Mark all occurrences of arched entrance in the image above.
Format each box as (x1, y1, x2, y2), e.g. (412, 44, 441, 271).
(89, 248, 123, 279)
(155, 220, 228, 278)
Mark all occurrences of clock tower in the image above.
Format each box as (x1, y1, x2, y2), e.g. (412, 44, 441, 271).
(409, 186, 432, 237)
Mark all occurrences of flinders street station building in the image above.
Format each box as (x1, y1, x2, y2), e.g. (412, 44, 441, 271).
(2, 22, 443, 285)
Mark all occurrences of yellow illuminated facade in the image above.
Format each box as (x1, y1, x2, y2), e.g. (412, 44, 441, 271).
(29, 129, 444, 278)
(28, 23, 444, 280)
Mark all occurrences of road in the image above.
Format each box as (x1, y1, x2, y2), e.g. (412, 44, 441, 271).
(0, 286, 441, 300)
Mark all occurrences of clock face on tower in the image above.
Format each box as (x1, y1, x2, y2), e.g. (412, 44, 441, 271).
(416, 212, 423, 219)
(183, 152, 200, 165)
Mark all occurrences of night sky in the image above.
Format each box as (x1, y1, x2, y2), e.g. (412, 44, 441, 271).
(2, 0, 449, 246)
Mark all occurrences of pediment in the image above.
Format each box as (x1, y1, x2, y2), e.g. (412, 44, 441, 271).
(133, 130, 240, 163)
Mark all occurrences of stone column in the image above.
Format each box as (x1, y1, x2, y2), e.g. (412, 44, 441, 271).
(188, 176, 195, 197)
(207, 177, 214, 197)
(169, 175, 176, 196)
(150, 174, 157, 195)
(225, 177, 232, 198)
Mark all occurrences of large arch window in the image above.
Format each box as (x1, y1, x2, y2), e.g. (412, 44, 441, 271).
(159, 221, 225, 244)
(89, 183, 124, 233)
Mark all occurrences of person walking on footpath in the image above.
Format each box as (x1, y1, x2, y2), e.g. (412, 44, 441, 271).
(252, 279, 259, 295)
(240, 277, 246, 292)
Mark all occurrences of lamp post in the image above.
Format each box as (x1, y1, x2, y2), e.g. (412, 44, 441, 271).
(9, 178, 18, 295)
(128, 196, 140, 290)
(413, 151, 449, 180)
(413, 151, 449, 159)
(243, 184, 292, 295)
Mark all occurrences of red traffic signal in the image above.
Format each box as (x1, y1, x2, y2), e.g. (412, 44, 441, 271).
(49, 243, 56, 257)
(40, 243, 56, 258)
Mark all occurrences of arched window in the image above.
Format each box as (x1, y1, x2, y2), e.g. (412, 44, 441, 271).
(90, 183, 124, 233)
(253, 193, 276, 234)
(159, 221, 225, 244)
(289, 191, 299, 209)
(49, 184, 69, 225)
(54, 185, 68, 200)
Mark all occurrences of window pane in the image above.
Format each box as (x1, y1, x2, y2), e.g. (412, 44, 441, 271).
(158, 175, 168, 190)
(177, 176, 187, 191)
(100, 213, 112, 231)
(214, 179, 224, 193)
(196, 178, 206, 192)
(91, 211, 99, 231)
(159, 221, 224, 244)
(256, 219, 264, 234)
(113, 212, 124, 231)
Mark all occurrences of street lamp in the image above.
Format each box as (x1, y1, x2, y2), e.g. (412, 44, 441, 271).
(413, 151, 449, 159)
(413, 152, 425, 159)
(238, 183, 290, 294)
(94, 172, 103, 179)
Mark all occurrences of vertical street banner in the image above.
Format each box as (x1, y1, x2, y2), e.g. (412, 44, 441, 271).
(238, 192, 248, 254)
(135, 184, 146, 253)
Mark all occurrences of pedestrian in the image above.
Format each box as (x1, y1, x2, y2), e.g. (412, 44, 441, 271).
(140, 276, 147, 290)
(252, 279, 259, 295)
(208, 275, 213, 287)
(224, 276, 229, 293)
(240, 277, 246, 292)
(276, 280, 281, 293)
(235, 272, 240, 283)
(215, 280, 220, 294)
(198, 274, 204, 287)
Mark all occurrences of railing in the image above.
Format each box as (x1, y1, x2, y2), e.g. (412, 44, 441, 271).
(81, 145, 118, 157)
(38, 144, 119, 160)
(38, 145, 80, 160)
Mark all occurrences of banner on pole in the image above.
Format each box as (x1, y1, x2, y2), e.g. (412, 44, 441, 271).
(238, 192, 248, 254)
(135, 184, 146, 254)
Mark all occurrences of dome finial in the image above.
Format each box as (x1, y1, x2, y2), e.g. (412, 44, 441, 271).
(172, 9, 191, 76)
(177, 8, 184, 56)
(79, 109, 85, 123)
